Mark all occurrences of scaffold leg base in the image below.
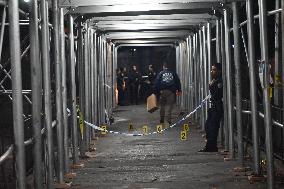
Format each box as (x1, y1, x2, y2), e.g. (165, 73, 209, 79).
(219, 150, 229, 155)
(64, 172, 76, 180)
(54, 182, 72, 189)
(70, 163, 85, 169)
(233, 166, 251, 172)
(89, 147, 96, 152)
(248, 174, 266, 183)
(224, 157, 234, 161)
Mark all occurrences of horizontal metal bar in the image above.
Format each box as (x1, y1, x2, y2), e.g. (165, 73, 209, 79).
(0, 90, 32, 94)
(234, 106, 284, 128)
(0, 23, 30, 26)
(0, 120, 56, 165)
(0, 146, 13, 165)
(0, 0, 6, 6)
(240, 8, 282, 27)
(60, 0, 245, 7)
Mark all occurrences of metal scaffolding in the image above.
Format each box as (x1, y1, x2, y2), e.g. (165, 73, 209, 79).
(0, 1, 283, 189)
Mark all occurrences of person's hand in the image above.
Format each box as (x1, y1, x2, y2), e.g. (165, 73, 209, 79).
(176, 90, 182, 96)
(209, 79, 216, 86)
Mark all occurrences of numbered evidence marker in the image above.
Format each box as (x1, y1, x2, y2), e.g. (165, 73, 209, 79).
(157, 125, 163, 133)
(180, 130, 187, 141)
(128, 123, 134, 132)
(183, 124, 189, 132)
(101, 125, 107, 135)
(142, 125, 148, 134)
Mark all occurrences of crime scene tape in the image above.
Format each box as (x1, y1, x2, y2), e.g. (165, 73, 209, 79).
(78, 95, 210, 137)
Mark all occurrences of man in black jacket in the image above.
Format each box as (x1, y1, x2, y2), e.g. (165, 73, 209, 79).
(128, 65, 141, 105)
(154, 63, 181, 124)
(199, 63, 223, 152)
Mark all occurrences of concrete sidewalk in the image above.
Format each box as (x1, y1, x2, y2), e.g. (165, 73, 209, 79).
(71, 104, 279, 189)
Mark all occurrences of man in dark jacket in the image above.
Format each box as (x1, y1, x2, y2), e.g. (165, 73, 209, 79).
(199, 63, 223, 152)
(154, 63, 181, 124)
(128, 65, 141, 105)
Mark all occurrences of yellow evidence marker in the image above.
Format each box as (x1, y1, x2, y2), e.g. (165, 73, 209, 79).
(180, 130, 187, 141)
(128, 123, 134, 132)
(142, 125, 148, 134)
(183, 124, 189, 132)
(101, 126, 107, 135)
(157, 125, 163, 133)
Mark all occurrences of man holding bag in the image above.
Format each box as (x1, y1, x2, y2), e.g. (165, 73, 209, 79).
(154, 63, 181, 124)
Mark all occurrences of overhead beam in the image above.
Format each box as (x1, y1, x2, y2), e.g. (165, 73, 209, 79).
(68, 3, 222, 14)
(96, 25, 198, 31)
(90, 14, 217, 21)
(95, 20, 209, 25)
(113, 39, 179, 44)
(60, 0, 244, 7)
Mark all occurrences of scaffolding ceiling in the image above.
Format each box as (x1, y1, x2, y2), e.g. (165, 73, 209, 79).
(59, 0, 237, 45)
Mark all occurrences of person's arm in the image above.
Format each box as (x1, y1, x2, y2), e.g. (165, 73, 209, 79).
(154, 72, 161, 94)
(174, 73, 181, 92)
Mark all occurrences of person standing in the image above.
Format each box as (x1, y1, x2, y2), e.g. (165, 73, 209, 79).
(128, 65, 141, 105)
(199, 63, 223, 152)
(116, 68, 125, 106)
(154, 63, 181, 124)
(145, 64, 157, 97)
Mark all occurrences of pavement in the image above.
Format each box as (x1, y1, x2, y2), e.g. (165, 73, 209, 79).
(70, 104, 283, 189)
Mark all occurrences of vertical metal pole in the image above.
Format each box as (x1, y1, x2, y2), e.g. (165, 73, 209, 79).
(94, 32, 98, 126)
(194, 34, 199, 121)
(52, 0, 64, 182)
(189, 36, 194, 112)
(0, 6, 6, 62)
(29, 0, 43, 188)
(9, 1, 26, 188)
(202, 26, 208, 120)
(84, 26, 90, 150)
(59, 8, 69, 174)
(258, 0, 274, 188)
(90, 29, 95, 125)
(207, 23, 212, 124)
(77, 21, 85, 155)
(216, 20, 221, 63)
(199, 30, 205, 131)
(40, 1, 54, 188)
(186, 37, 191, 111)
(232, 2, 243, 165)
(224, 9, 235, 159)
(69, 15, 79, 164)
(112, 44, 115, 109)
(246, 0, 260, 175)
(216, 19, 224, 145)
(207, 23, 212, 81)
(274, 0, 281, 106)
(221, 19, 229, 151)
(281, 0, 284, 167)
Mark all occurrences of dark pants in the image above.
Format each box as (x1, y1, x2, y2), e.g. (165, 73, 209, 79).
(160, 89, 175, 123)
(117, 87, 124, 105)
(205, 105, 223, 149)
(130, 83, 139, 104)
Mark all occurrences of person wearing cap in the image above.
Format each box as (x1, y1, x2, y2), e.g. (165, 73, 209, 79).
(154, 62, 181, 124)
(199, 63, 223, 152)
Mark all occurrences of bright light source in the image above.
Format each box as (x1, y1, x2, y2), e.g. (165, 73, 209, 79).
(133, 49, 136, 51)
(24, 0, 30, 2)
